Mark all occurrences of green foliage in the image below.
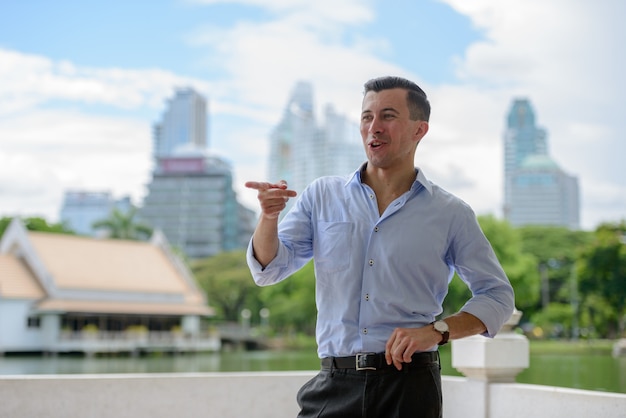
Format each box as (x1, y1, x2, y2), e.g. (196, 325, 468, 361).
(0, 216, 75, 238)
(577, 221, 626, 337)
(92, 207, 152, 240)
(192, 250, 260, 322)
(578, 294, 617, 339)
(257, 261, 317, 335)
(478, 215, 540, 312)
(530, 302, 574, 338)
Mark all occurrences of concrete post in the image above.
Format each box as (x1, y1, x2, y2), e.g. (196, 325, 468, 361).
(451, 309, 529, 382)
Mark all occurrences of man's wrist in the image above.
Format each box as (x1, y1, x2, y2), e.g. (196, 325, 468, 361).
(432, 320, 450, 345)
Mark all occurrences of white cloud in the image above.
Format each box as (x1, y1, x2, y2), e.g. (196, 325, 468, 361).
(0, 109, 153, 220)
(1, 0, 624, 230)
(433, 0, 626, 229)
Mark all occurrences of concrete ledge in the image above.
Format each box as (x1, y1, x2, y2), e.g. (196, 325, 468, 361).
(1, 372, 625, 418)
(0, 371, 314, 418)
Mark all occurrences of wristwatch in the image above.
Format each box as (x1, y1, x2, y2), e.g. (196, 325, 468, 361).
(432, 320, 450, 346)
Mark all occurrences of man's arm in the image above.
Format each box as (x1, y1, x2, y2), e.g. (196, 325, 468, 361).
(385, 312, 486, 370)
(245, 180, 297, 268)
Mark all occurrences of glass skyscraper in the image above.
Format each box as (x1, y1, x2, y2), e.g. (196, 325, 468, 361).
(503, 99, 580, 229)
(268, 81, 364, 199)
(140, 89, 255, 258)
(153, 88, 208, 157)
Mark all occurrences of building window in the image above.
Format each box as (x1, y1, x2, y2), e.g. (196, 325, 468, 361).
(27, 316, 41, 328)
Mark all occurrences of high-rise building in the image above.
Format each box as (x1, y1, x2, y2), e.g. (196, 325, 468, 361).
(503, 98, 580, 229)
(59, 191, 132, 236)
(140, 151, 254, 258)
(153, 88, 208, 157)
(269, 81, 364, 198)
(140, 89, 255, 258)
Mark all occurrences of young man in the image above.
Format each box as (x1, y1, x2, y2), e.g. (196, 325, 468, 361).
(246, 76, 515, 417)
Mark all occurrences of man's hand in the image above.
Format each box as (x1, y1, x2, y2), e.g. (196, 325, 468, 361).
(384, 326, 441, 371)
(384, 313, 487, 370)
(245, 180, 297, 219)
(245, 180, 297, 267)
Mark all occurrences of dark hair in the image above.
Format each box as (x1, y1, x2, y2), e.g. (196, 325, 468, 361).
(363, 76, 431, 122)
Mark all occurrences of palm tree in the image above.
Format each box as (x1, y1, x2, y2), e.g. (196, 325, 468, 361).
(92, 207, 153, 241)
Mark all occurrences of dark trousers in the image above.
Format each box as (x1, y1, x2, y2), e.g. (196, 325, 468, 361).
(296, 359, 442, 418)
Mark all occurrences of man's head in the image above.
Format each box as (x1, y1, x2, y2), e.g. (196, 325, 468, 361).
(363, 76, 430, 122)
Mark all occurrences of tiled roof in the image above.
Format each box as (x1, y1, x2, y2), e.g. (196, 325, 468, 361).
(28, 232, 191, 294)
(0, 254, 45, 299)
(0, 226, 212, 317)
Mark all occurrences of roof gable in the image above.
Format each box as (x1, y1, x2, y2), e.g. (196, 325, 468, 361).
(0, 254, 45, 299)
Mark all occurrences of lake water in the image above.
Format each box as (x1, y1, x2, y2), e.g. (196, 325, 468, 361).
(1, 348, 624, 394)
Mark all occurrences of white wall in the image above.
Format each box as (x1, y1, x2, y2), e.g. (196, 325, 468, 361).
(0, 300, 42, 351)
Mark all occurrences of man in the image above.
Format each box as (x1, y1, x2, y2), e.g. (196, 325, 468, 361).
(246, 76, 515, 418)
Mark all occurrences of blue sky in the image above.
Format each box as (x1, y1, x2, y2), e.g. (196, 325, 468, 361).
(1, 0, 624, 230)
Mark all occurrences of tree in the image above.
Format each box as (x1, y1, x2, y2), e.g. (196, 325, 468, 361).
(0, 216, 75, 238)
(192, 250, 261, 322)
(91, 207, 152, 240)
(518, 225, 592, 311)
(578, 221, 626, 337)
(257, 261, 317, 335)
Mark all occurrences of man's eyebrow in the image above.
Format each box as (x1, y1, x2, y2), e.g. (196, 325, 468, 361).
(361, 107, 400, 115)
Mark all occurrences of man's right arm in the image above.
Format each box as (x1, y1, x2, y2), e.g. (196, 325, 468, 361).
(251, 215, 280, 268)
(245, 180, 297, 268)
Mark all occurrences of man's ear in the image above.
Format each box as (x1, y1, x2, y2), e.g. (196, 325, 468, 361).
(414, 120, 429, 141)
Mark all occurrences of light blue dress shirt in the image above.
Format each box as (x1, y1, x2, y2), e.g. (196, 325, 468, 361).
(247, 167, 515, 358)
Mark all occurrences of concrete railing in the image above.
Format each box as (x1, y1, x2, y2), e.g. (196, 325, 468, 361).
(1, 372, 625, 418)
(2, 312, 625, 417)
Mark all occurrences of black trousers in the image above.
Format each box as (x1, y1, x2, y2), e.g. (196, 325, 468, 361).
(296, 356, 442, 418)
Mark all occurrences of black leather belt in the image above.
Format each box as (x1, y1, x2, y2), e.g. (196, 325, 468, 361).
(321, 351, 439, 371)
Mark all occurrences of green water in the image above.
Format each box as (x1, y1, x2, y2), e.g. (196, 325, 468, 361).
(1, 348, 624, 394)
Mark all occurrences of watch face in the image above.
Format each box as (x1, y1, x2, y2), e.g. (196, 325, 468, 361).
(434, 321, 449, 333)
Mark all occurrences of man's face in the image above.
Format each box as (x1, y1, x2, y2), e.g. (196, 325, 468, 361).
(360, 88, 428, 170)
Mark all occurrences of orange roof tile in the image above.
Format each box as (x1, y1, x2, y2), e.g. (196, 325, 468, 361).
(28, 232, 191, 294)
(0, 254, 46, 299)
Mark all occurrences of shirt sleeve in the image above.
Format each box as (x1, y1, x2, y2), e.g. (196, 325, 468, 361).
(449, 207, 516, 337)
(246, 186, 315, 287)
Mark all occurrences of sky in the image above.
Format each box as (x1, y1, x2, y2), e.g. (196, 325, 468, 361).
(1, 0, 624, 231)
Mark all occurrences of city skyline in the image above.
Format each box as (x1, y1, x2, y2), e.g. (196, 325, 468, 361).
(1, 1, 624, 230)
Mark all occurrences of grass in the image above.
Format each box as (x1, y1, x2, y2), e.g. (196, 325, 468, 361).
(528, 339, 614, 355)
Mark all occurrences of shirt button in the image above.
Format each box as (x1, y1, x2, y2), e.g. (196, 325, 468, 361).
(374, 227, 379, 232)
(365, 293, 370, 301)
(368, 259, 374, 266)
(369, 194, 374, 199)
(363, 328, 368, 334)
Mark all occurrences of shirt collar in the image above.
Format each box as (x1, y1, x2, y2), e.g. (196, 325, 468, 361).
(346, 163, 433, 195)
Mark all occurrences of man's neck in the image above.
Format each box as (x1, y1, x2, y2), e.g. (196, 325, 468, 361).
(362, 164, 416, 214)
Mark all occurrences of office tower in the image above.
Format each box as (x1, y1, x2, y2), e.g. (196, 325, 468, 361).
(140, 151, 254, 258)
(268, 81, 364, 197)
(59, 191, 132, 236)
(153, 88, 208, 157)
(503, 99, 580, 229)
(140, 89, 255, 258)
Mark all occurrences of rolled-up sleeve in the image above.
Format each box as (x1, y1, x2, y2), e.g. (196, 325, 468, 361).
(450, 211, 516, 337)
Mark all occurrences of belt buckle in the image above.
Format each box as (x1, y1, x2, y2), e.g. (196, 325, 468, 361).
(355, 353, 377, 371)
